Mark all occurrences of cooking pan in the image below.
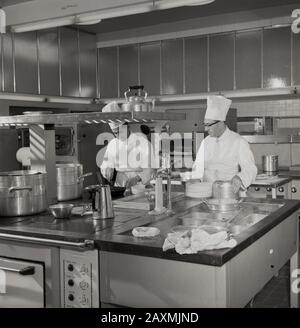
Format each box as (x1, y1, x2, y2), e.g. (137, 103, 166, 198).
(96, 169, 125, 199)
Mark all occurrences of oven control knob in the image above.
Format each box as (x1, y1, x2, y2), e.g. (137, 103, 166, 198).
(291, 187, 297, 193)
(278, 187, 284, 192)
(68, 294, 74, 301)
(266, 187, 272, 192)
(254, 187, 260, 191)
(79, 281, 88, 290)
(68, 264, 74, 272)
(68, 279, 74, 287)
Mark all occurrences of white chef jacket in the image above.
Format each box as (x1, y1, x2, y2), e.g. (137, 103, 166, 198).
(192, 127, 257, 189)
(100, 132, 155, 187)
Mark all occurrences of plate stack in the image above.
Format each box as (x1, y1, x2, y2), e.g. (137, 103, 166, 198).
(185, 181, 213, 198)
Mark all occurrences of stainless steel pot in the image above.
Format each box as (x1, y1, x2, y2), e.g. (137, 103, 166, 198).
(0, 170, 47, 217)
(202, 198, 243, 212)
(56, 163, 92, 201)
(212, 180, 238, 199)
(121, 85, 154, 112)
(262, 155, 278, 175)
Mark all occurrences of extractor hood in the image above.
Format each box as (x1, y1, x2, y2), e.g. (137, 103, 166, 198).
(3, 0, 215, 32)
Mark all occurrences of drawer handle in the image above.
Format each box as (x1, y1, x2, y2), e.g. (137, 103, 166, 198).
(0, 265, 35, 275)
(291, 187, 297, 193)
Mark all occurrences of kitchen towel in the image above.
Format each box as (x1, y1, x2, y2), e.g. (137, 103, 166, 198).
(162, 228, 237, 254)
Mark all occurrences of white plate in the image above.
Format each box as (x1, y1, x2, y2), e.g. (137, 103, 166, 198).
(132, 227, 160, 238)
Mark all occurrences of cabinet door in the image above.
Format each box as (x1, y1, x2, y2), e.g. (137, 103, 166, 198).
(209, 33, 234, 92)
(161, 39, 183, 95)
(2, 33, 14, 92)
(14, 31, 38, 94)
(79, 31, 97, 98)
(185, 36, 208, 93)
(98, 47, 118, 98)
(60, 27, 80, 97)
(38, 29, 60, 96)
(293, 32, 300, 86)
(140, 42, 160, 96)
(235, 30, 262, 89)
(263, 27, 291, 88)
(119, 44, 138, 96)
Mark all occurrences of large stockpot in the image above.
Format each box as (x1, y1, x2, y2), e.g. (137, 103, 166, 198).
(56, 163, 92, 201)
(262, 155, 278, 175)
(0, 170, 47, 217)
(212, 180, 238, 199)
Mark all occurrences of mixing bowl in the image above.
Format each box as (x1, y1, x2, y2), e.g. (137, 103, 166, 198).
(49, 204, 74, 219)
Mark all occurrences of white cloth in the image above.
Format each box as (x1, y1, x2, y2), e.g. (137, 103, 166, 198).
(162, 228, 237, 254)
(100, 132, 155, 187)
(102, 101, 123, 130)
(205, 95, 232, 121)
(191, 127, 257, 189)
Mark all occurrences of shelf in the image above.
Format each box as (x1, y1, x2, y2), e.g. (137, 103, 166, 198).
(0, 111, 186, 126)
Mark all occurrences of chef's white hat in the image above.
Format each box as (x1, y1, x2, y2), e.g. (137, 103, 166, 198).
(102, 101, 123, 130)
(205, 95, 232, 121)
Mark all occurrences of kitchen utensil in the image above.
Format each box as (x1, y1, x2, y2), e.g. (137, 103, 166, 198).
(202, 198, 243, 212)
(185, 181, 212, 198)
(212, 180, 238, 199)
(49, 203, 74, 219)
(0, 170, 47, 217)
(84, 184, 114, 219)
(96, 169, 125, 199)
(56, 162, 92, 201)
(121, 85, 154, 112)
(262, 155, 278, 175)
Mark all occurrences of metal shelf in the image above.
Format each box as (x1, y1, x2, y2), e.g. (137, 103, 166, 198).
(0, 111, 186, 126)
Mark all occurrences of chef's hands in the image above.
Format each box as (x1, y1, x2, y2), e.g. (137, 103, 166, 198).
(231, 175, 243, 194)
(102, 167, 114, 181)
(126, 175, 142, 189)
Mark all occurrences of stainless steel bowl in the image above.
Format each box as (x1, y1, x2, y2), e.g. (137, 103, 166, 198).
(49, 204, 74, 219)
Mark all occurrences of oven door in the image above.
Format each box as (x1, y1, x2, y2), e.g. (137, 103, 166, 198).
(0, 257, 44, 308)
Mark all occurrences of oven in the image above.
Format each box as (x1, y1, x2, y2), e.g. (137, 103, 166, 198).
(0, 236, 99, 308)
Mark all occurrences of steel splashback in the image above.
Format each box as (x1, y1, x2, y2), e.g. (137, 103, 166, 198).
(0, 111, 186, 126)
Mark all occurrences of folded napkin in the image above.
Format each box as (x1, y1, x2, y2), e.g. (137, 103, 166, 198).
(162, 228, 237, 254)
(132, 227, 160, 238)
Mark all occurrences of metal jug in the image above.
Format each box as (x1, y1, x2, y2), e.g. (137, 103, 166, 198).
(121, 85, 154, 112)
(84, 185, 114, 219)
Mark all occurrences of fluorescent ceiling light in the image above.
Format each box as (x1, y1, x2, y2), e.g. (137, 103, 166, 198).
(0, 93, 45, 102)
(11, 16, 75, 33)
(154, 0, 215, 10)
(75, 18, 102, 25)
(47, 96, 93, 104)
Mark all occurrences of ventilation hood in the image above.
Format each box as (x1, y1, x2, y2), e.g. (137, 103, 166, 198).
(3, 0, 215, 32)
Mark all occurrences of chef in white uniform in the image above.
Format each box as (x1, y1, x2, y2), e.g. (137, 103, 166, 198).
(191, 95, 257, 194)
(100, 102, 154, 189)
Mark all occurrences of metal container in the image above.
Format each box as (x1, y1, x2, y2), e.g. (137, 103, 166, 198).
(49, 203, 74, 219)
(262, 155, 278, 175)
(203, 198, 243, 212)
(56, 163, 92, 201)
(0, 170, 47, 217)
(121, 85, 154, 112)
(85, 185, 114, 219)
(212, 180, 238, 199)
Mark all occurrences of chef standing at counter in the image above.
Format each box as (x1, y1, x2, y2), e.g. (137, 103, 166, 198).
(100, 102, 154, 190)
(188, 95, 257, 194)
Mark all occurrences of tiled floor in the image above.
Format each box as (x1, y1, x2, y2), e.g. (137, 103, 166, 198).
(246, 261, 290, 308)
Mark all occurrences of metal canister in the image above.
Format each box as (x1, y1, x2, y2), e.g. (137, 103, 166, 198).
(262, 155, 278, 175)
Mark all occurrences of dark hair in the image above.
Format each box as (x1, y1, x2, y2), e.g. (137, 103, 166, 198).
(140, 124, 151, 135)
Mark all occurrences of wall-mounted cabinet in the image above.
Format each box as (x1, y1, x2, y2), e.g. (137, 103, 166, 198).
(98, 26, 296, 99)
(38, 29, 60, 96)
(0, 27, 97, 100)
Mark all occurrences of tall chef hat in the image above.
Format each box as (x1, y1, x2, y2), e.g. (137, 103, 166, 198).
(205, 95, 232, 122)
(101, 101, 123, 130)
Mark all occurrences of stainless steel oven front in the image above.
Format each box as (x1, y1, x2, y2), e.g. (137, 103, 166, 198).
(0, 235, 99, 308)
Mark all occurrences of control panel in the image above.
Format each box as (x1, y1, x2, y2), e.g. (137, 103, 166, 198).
(60, 249, 99, 308)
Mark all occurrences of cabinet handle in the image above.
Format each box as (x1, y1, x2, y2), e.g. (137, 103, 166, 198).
(291, 187, 297, 193)
(0, 265, 35, 275)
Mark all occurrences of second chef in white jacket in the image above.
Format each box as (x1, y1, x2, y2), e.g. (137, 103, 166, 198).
(100, 102, 154, 190)
(190, 95, 257, 194)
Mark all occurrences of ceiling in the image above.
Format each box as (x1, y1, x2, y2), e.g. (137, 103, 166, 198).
(77, 0, 300, 35)
(0, 0, 299, 34)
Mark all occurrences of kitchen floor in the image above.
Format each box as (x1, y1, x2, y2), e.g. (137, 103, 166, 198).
(246, 261, 290, 308)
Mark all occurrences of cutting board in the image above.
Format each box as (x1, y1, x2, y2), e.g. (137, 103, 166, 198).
(113, 192, 184, 210)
